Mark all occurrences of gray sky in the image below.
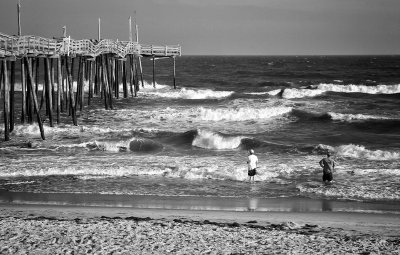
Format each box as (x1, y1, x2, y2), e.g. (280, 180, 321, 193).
(0, 0, 399, 55)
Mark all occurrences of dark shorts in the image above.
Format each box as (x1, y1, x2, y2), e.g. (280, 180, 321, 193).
(323, 172, 333, 182)
(248, 169, 257, 177)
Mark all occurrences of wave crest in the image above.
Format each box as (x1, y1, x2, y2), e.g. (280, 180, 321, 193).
(192, 130, 243, 150)
(328, 112, 392, 122)
(316, 144, 400, 160)
(199, 106, 292, 121)
(86, 138, 163, 153)
(318, 83, 400, 94)
(141, 83, 233, 99)
(280, 88, 325, 99)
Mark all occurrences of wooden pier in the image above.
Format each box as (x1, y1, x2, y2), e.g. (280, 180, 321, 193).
(0, 32, 181, 141)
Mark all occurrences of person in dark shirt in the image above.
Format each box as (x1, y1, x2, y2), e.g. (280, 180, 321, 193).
(319, 152, 335, 183)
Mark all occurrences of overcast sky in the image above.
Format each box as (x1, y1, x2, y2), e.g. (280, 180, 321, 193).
(0, 0, 399, 55)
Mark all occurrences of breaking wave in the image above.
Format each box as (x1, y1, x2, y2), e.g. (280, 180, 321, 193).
(317, 83, 400, 94)
(269, 83, 400, 99)
(199, 106, 292, 121)
(140, 82, 234, 99)
(280, 88, 325, 99)
(291, 110, 399, 124)
(328, 112, 393, 122)
(192, 130, 244, 150)
(86, 138, 163, 153)
(316, 144, 400, 161)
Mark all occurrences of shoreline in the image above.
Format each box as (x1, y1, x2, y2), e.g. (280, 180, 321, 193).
(2, 190, 400, 214)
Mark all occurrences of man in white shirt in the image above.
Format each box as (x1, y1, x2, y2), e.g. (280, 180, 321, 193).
(247, 149, 258, 183)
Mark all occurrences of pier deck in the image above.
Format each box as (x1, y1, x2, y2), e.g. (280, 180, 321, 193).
(0, 32, 181, 59)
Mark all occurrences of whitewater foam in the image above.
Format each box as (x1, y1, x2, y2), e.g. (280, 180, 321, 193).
(139, 81, 233, 99)
(317, 144, 400, 160)
(328, 112, 393, 121)
(192, 130, 243, 150)
(199, 106, 292, 121)
(280, 88, 326, 99)
(318, 83, 400, 94)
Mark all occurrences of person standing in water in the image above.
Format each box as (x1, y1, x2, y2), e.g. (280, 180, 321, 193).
(247, 149, 258, 183)
(319, 152, 335, 183)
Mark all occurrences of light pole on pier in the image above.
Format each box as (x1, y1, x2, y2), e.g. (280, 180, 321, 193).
(17, 0, 22, 36)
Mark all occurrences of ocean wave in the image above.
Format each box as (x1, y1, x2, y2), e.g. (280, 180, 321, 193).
(316, 144, 400, 160)
(0, 160, 278, 183)
(328, 112, 393, 122)
(317, 83, 400, 94)
(140, 82, 233, 99)
(192, 130, 243, 150)
(85, 138, 163, 153)
(270, 83, 400, 99)
(199, 106, 292, 121)
(291, 110, 399, 124)
(279, 88, 326, 99)
(244, 92, 270, 95)
(266, 89, 282, 96)
(8, 123, 160, 138)
(290, 109, 331, 121)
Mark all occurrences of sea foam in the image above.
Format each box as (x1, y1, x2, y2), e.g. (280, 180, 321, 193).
(199, 106, 292, 121)
(318, 83, 400, 94)
(328, 112, 393, 121)
(317, 144, 400, 160)
(270, 83, 400, 100)
(140, 82, 233, 99)
(192, 130, 243, 150)
(280, 88, 325, 99)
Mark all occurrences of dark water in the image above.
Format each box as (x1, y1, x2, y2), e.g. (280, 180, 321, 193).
(1, 55, 400, 208)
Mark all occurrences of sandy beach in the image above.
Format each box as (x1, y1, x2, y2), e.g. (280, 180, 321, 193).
(1, 204, 399, 254)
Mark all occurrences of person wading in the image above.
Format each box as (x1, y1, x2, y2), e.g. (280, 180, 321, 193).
(247, 149, 258, 183)
(319, 152, 335, 184)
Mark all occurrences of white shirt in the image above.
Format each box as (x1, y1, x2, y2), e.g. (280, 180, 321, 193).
(248, 154, 258, 170)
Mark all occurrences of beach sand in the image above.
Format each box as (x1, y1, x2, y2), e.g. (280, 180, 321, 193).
(1, 204, 400, 254)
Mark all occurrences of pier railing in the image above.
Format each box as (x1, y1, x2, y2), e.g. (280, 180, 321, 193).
(0, 32, 181, 58)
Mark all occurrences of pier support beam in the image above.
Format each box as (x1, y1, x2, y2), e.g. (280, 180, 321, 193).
(57, 57, 62, 123)
(88, 60, 93, 106)
(173, 56, 176, 89)
(10, 61, 15, 132)
(122, 60, 127, 98)
(138, 57, 144, 88)
(2, 59, 10, 141)
(44, 58, 54, 127)
(65, 56, 77, 126)
(152, 56, 156, 88)
(20, 59, 26, 123)
(25, 57, 45, 140)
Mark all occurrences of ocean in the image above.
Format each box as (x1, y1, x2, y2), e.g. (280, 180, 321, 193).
(1, 55, 400, 212)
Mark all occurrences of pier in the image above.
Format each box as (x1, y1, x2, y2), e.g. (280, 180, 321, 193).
(0, 32, 181, 141)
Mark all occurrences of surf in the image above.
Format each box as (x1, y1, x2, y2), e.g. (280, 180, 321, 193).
(315, 144, 400, 161)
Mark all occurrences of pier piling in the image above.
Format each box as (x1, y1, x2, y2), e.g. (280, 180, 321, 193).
(2, 59, 10, 141)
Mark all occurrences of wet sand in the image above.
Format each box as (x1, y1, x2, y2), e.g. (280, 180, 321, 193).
(1, 204, 400, 254)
